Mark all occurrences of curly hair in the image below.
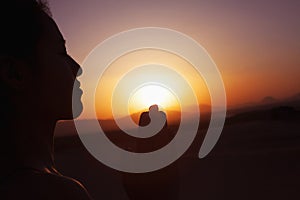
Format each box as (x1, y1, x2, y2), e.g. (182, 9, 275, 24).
(0, 0, 51, 58)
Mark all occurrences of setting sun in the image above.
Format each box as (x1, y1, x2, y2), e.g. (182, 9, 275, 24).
(92, 49, 208, 120)
(128, 84, 179, 113)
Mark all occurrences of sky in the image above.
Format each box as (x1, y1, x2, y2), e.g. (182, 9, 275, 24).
(93, 49, 210, 118)
(48, 0, 300, 118)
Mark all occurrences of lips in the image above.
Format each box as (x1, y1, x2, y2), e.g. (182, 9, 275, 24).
(72, 79, 83, 97)
(73, 79, 81, 88)
(78, 88, 83, 96)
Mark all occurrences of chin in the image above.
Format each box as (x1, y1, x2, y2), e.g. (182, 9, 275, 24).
(72, 101, 83, 119)
(71, 88, 83, 119)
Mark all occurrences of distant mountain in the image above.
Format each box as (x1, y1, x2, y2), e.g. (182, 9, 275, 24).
(227, 106, 300, 125)
(288, 92, 300, 101)
(185, 104, 211, 114)
(228, 92, 300, 116)
(261, 96, 277, 104)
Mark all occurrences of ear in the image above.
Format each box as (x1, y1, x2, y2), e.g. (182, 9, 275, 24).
(0, 56, 32, 90)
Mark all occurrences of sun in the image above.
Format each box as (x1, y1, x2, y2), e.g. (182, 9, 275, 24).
(128, 84, 179, 113)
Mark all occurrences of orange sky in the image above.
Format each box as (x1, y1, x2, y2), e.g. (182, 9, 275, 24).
(94, 49, 210, 119)
(48, 0, 300, 119)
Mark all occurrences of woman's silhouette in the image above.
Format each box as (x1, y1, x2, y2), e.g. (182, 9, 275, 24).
(0, 1, 91, 199)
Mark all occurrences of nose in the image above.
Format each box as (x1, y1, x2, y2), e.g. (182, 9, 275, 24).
(76, 65, 83, 77)
(69, 56, 82, 77)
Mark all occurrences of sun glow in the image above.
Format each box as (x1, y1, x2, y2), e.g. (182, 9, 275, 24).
(94, 49, 209, 120)
(128, 84, 179, 113)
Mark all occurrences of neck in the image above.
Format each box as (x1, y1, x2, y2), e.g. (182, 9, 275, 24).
(1, 117, 57, 173)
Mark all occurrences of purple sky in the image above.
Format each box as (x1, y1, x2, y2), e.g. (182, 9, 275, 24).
(48, 0, 300, 105)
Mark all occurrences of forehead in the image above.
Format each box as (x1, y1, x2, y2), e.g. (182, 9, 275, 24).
(38, 12, 65, 47)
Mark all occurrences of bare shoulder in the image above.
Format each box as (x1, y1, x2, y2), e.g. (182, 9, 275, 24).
(39, 172, 92, 200)
(0, 170, 92, 200)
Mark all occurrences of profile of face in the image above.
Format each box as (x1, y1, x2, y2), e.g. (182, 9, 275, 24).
(31, 12, 83, 120)
(0, 4, 90, 199)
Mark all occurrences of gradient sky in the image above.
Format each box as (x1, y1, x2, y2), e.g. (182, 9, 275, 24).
(48, 0, 300, 109)
(94, 49, 209, 118)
